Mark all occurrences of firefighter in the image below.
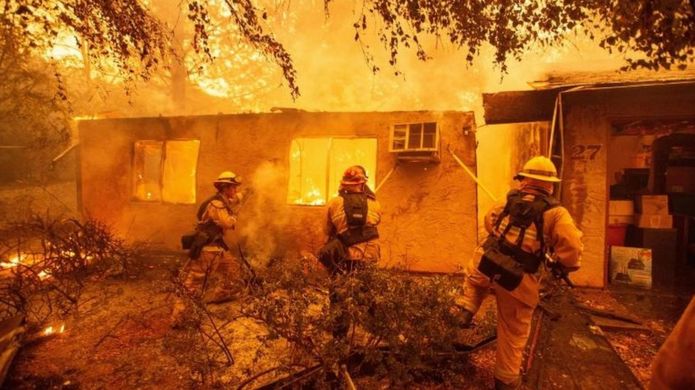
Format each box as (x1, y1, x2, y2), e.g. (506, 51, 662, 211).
(353, 165, 377, 199)
(650, 296, 695, 389)
(172, 171, 244, 327)
(319, 166, 381, 339)
(457, 156, 583, 389)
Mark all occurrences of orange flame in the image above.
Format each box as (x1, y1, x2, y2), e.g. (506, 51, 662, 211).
(0, 254, 23, 269)
(43, 324, 66, 336)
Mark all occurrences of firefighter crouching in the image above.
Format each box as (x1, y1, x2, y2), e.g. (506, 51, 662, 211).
(319, 166, 381, 340)
(457, 156, 583, 390)
(172, 171, 245, 327)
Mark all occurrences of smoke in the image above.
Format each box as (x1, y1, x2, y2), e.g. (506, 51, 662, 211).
(238, 161, 293, 267)
(58, 0, 631, 121)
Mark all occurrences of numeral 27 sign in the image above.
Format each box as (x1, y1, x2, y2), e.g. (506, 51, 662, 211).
(570, 144, 602, 160)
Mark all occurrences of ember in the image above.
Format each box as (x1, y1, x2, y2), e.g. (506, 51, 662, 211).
(43, 324, 65, 336)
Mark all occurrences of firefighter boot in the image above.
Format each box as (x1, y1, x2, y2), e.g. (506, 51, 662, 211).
(495, 377, 521, 390)
(204, 284, 243, 304)
(455, 305, 475, 328)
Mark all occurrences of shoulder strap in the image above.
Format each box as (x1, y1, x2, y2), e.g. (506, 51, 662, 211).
(340, 192, 368, 227)
(531, 194, 560, 254)
(197, 193, 232, 221)
(493, 190, 520, 232)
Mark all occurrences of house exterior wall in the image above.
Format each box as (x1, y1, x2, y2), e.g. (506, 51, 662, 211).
(78, 111, 478, 273)
(561, 83, 695, 287)
(475, 122, 549, 240)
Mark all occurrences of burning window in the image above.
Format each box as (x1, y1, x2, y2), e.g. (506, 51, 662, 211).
(133, 141, 163, 201)
(133, 140, 200, 203)
(288, 138, 377, 206)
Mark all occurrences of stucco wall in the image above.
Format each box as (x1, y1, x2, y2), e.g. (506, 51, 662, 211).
(78, 111, 477, 273)
(475, 122, 549, 240)
(562, 83, 695, 287)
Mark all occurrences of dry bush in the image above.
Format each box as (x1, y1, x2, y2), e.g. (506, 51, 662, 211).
(0, 215, 138, 324)
(239, 257, 477, 387)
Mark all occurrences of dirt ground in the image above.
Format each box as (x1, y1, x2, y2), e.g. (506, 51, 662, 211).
(4, 251, 691, 389)
(3, 254, 500, 389)
(572, 286, 692, 388)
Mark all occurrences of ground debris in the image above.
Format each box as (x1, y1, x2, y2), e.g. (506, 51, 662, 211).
(572, 287, 691, 389)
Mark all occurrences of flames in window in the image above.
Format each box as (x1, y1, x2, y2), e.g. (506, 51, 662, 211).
(288, 138, 377, 206)
(133, 140, 200, 204)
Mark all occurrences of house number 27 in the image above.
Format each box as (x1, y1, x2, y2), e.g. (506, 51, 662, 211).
(570, 144, 602, 160)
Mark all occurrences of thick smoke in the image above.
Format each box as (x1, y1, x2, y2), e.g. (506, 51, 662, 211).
(237, 161, 293, 267)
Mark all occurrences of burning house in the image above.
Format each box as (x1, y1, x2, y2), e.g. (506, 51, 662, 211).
(77, 110, 483, 273)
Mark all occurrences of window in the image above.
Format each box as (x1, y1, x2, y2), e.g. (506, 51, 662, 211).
(288, 138, 377, 206)
(133, 141, 163, 201)
(390, 122, 439, 151)
(133, 140, 200, 203)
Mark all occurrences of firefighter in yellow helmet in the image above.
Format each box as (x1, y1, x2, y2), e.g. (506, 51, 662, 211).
(457, 156, 583, 389)
(172, 171, 245, 327)
(319, 166, 382, 339)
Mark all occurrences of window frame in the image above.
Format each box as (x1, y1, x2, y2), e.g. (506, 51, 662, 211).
(131, 138, 201, 204)
(287, 136, 379, 207)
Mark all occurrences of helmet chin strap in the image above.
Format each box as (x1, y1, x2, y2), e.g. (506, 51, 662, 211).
(340, 183, 365, 193)
(520, 179, 554, 195)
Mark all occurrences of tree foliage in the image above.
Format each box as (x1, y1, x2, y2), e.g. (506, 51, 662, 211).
(3, 0, 298, 96)
(0, 18, 70, 181)
(329, 0, 695, 72)
(3, 0, 694, 100)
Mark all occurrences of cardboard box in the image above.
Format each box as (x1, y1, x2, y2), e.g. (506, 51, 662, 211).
(670, 193, 695, 217)
(610, 246, 652, 289)
(623, 168, 649, 191)
(636, 214, 673, 229)
(625, 227, 677, 288)
(608, 215, 634, 225)
(636, 195, 669, 215)
(666, 166, 695, 193)
(609, 200, 634, 216)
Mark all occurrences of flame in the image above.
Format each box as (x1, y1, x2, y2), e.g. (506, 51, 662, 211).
(44, 32, 83, 67)
(1, 254, 23, 269)
(43, 323, 66, 336)
(192, 77, 231, 98)
(293, 185, 326, 205)
(72, 115, 101, 121)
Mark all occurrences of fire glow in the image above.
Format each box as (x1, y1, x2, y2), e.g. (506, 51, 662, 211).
(0, 254, 23, 269)
(43, 324, 66, 336)
(1, 251, 93, 280)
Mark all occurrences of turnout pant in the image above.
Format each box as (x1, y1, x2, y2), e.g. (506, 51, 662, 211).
(459, 248, 536, 386)
(172, 246, 243, 318)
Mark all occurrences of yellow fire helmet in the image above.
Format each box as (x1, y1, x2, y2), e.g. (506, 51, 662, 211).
(213, 171, 242, 187)
(514, 156, 561, 182)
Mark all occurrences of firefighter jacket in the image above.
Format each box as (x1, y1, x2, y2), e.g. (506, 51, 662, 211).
(325, 191, 382, 262)
(198, 193, 237, 245)
(482, 188, 583, 307)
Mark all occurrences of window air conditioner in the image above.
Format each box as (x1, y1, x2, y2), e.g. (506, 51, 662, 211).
(389, 122, 440, 162)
